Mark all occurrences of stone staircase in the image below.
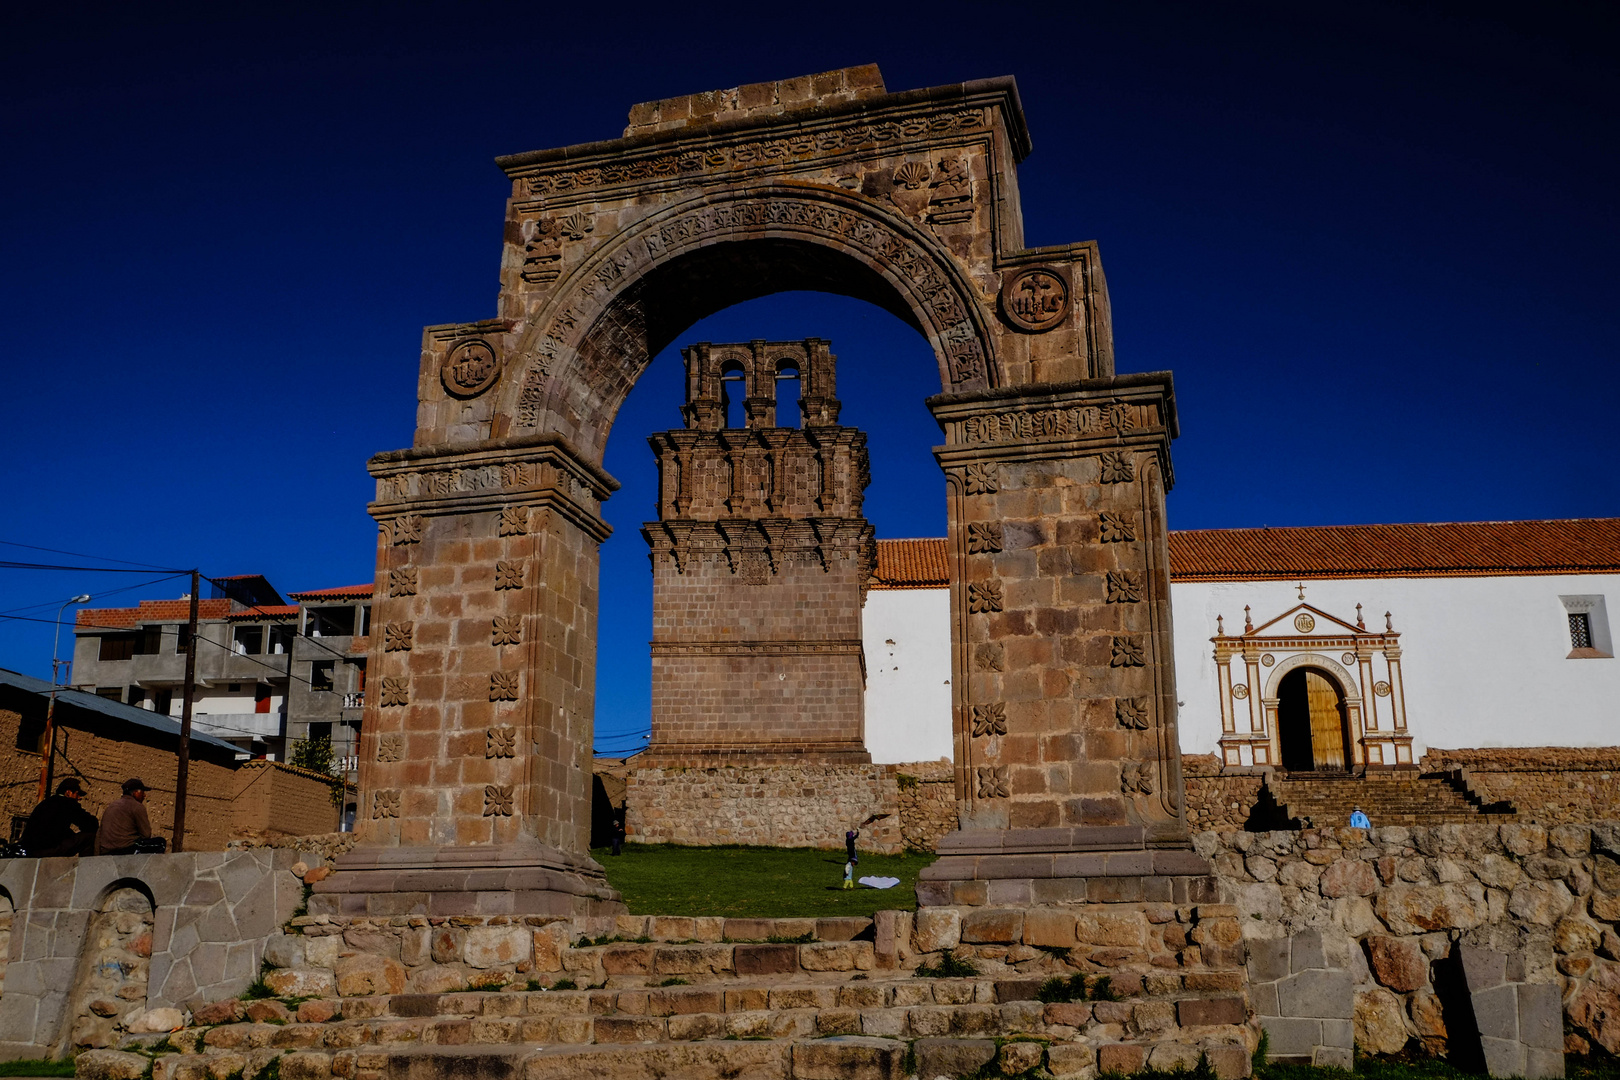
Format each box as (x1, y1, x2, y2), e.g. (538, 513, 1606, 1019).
(90, 909, 1257, 1080)
(1265, 769, 1515, 828)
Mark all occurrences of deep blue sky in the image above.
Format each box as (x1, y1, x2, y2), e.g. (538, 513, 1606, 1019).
(3, 3, 1615, 752)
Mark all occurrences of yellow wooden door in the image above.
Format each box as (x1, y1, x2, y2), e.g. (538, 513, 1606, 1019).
(1305, 670, 1346, 770)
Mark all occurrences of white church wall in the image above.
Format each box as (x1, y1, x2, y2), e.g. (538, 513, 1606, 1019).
(862, 574, 1619, 766)
(861, 587, 954, 764)
(1172, 574, 1620, 759)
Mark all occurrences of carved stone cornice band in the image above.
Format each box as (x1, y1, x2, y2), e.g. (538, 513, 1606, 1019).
(367, 433, 618, 542)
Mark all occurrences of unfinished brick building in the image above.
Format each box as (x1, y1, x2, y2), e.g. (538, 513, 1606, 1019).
(640, 338, 874, 766)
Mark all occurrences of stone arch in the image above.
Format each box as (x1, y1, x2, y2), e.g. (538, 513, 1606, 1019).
(1263, 652, 1360, 702)
(60, 882, 155, 1054)
(501, 185, 998, 464)
(0, 886, 12, 999)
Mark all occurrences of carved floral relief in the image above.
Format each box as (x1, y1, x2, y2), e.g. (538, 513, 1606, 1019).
(371, 790, 401, 819)
(483, 785, 515, 817)
(377, 733, 405, 762)
(1099, 451, 1135, 484)
(486, 726, 517, 759)
(1110, 636, 1146, 668)
(392, 515, 425, 545)
(1121, 763, 1155, 796)
(383, 622, 413, 651)
(498, 506, 529, 537)
(967, 580, 1004, 613)
(494, 560, 526, 590)
(966, 522, 1004, 553)
(489, 672, 520, 702)
(1116, 697, 1150, 729)
(1106, 571, 1144, 604)
(975, 766, 1010, 799)
(962, 463, 999, 495)
(1099, 512, 1137, 543)
(379, 677, 411, 707)
(970, 702, 1007, 737)
(389, 567, 418, 596)
(491, 616, 523, 646)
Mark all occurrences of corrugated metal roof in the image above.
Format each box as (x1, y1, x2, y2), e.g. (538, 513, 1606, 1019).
(871, 538, 949, 588)
(0, 667, 241, 754)
(1167, 518, 1620, 581)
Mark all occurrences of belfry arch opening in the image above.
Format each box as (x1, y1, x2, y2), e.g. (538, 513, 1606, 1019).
(1277, 666, 1352, 772)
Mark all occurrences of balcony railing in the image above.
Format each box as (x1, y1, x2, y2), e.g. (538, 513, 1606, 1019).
(342, 692, 365, 709)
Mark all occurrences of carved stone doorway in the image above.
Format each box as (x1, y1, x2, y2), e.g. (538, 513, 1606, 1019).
(1277, 667, 1350, 772)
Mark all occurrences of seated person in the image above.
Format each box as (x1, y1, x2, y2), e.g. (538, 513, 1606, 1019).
(20, 777, 98, 857)
(97, 778, 156, 855)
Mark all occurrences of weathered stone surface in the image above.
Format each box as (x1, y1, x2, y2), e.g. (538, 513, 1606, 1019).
(77, 1050, 152, 1080)
(915, 1037, 999, 1079)
(1046, 1042, 1095, 1080)
(1374, 884, 1488, 935)
(244, 1000, 291, 1024)
(1179, 997, 1247, 1026)
(1366, 935, 1429, 992)
(999, 1040, 1045, 1074)
(734, 944, 798, 976)
(1278, 970, 1353, 1019)
(266, 967, 338, 998)
(333, 954, 406, 997)
(1149, 1043, 1203, 1071)
(1320, 859, 1379, 898)
(264, 933, 305, 969)
(1354, 987, 1409, 1055)
(1556, 916, 1604, 955)
(1098, 1043, 1146, 1075)
(465, 927, 532, 969)
(1510, 881, 1575, 927)
(192, 1000, 244, 1025)
(1075, 912, 1146, 948)
(961, 908, 1023, 944)
(128, 1007, 187, 1033)
(913, 908, 961, 953)
(793, 1036, 905, 1080)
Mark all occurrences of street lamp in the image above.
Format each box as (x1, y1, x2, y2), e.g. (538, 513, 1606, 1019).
(39, 594, 92, 802)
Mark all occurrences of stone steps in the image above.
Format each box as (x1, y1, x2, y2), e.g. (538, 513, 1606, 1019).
(1267, 771, 1512, 828)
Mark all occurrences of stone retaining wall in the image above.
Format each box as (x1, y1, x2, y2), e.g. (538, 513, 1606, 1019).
(1200, 821, 1620, 1059)
(898, 775, 956, 852)
(1423, 748, 1620, 824)
(625, 765, 903, 853)
(1184, 755, 1266, 832)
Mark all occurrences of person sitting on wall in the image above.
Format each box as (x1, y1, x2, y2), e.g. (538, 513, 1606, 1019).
(97, 778, 156, 855)
(20, 777, 99, 857)
(1349, 805, 1371, 829)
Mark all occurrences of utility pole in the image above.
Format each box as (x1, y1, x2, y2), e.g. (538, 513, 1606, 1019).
(172, 570, 200, 852)
(39, 594, 92, 802)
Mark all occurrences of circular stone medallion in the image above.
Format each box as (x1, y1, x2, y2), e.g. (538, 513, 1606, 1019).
(1231, 683, 1250, 700)
(442, 339, 501, 398)
(1374, 680, 1392, 697)
(1294, 613, 1317, 633)
(1261, 653, 1275, 667)
(1342, 652, 1358, 666)
(1000, 267, 1069, 331)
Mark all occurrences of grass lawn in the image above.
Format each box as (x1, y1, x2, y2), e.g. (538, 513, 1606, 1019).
(590, 843, 935, 919)
(0, 1060, 76, 1077)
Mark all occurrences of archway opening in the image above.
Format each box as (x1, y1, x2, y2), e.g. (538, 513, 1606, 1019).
(774, 359, 801, 428)
(1277, 667, 1351, 772)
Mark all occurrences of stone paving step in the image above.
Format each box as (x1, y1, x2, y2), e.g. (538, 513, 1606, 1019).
(1267, 769, 1513, 829)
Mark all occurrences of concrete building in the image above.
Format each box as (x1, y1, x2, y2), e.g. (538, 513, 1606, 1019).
(861, 519, 1620, 768)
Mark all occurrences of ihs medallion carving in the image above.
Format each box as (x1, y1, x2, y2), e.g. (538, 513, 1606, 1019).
(1231, 683, 1250, 700)
(966, 522, 1004, 553)
(1294, 613, 1317, 633)
(1000, 267, 1069, 332)
(970, 702, 1007, 737)
(489, 672, 520, 702)
(967, 580, 1004, 613)
(379, 677, 410, 707)
(376, 733, 405, 762)
(486, 726, 517, 759)
(441, 339, 500, 399)
(383, 622, 413, 651)
(389, 567, 418, 596)
(482, 785, 515, 817)
(494, 560, 526, 590)
(491, 616, 523, 647)
(1105, 571, 1144, 604)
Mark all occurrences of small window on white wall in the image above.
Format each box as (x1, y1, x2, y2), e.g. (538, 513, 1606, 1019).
(1560, 595, 1613, 659)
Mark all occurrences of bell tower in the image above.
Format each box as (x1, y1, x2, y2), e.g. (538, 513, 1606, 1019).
(640, 338, 875, 765)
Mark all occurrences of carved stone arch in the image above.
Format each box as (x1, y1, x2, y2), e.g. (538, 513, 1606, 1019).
(1264, 652, 1360, 703)
(501, 184, 999, 464)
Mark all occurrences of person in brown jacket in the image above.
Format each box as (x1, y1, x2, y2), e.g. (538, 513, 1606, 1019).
(97, 778, 155, 855)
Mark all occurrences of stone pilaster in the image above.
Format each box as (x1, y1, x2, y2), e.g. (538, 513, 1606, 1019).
(920, 374, 1211, 898)
(310, 433, 624, 917)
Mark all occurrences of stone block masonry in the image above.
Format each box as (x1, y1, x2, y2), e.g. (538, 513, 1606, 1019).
(625, 765, 903, 853)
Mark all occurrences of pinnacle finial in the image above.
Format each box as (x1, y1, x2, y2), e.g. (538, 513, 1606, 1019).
(1217, 614, 1225, 635)
(1385, 611, 1394, 631)
(1244, 605, 1253, 633)
(1297, 583, 1307, 601)
(1356, 603, 1365, 630)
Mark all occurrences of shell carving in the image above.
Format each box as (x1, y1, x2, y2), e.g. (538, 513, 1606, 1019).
(893, 162, 931, 190)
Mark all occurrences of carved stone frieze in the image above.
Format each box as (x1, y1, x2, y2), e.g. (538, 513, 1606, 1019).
(441, 339, 500, 399)
(377, 734, 405, 762)
(486, 726, 517, 759)
(489, 672, 520, 702)
(1106, 570, 1144, 604)
(495, 560, 526, 590)
(1099, 451, 1135, 484)
(1116, 697, 1149, 729)
(967, 580, 1003, 613)
(483, 785, 515, 817)
(371, 790, 401, 819)
(392, 515, 425, 545)
(377, 462, 542, 503)
(960, 401, 1138, 445)
(966, 521, 1003, 553)
(1099, 512, 1137, 543)
(517, 108, 988, 199)
(962, 462, 999, 495)
(379, 677, 410, 707)
(1000, 267, 1068, 332)
(383, 622, 413, 651)
(970, 702, 1007, 737)
(927, 156, 973, 223)
(498, 506, 530, 537)
(1110, 635, 1146, 668)
(491, 616, 523, 646)
(975, 766, 1010, 799)
(388, 567, 418, 596)
(889, 162, 931, 217)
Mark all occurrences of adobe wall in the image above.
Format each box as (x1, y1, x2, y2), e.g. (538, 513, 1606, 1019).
(228, 762, 342, 838)
(1423, 748, 1620, 825)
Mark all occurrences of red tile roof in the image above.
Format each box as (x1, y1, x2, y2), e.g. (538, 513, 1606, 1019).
(870, 519, 1620, 589)
(226, 605, 300, 621)
(287, 584, 375, 600)
(1167, 518, 1620, 581)
(871, 539, 949, 589)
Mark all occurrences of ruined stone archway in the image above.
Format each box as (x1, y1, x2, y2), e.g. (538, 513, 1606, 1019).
(320, 67, 1195, 917)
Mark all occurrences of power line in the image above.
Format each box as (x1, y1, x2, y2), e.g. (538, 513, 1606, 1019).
(0, 572, 191, 617)
(0, 560, 189, 574)
(0, 538, 183, 572)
